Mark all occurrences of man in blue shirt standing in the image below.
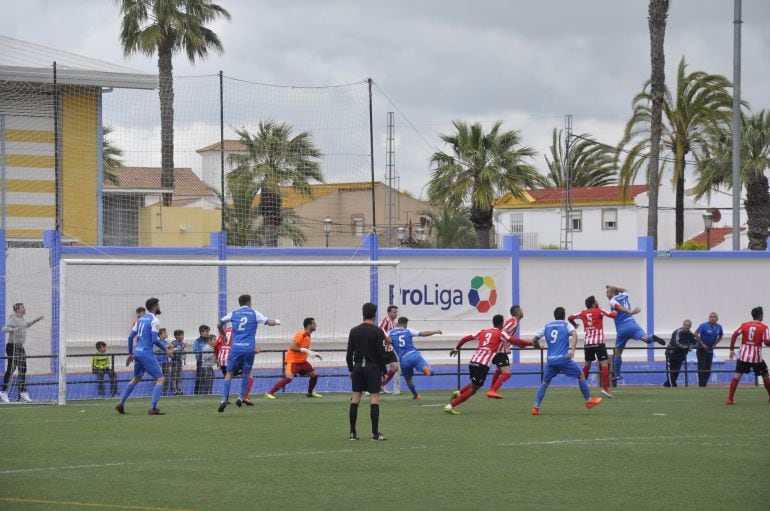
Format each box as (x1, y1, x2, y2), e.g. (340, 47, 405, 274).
(217, 294, 279, 412)
(387, 317, 442, 400)
(116, 297, 171, 415)
(695, 312, 724, 387)
(531, 307, 603, 415)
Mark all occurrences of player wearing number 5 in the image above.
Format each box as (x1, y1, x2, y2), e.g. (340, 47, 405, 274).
(726, 306, 770, 405)
(217, 294, 280, 412)
(387, 317, 442, 400)
(531, 307, 603, 415)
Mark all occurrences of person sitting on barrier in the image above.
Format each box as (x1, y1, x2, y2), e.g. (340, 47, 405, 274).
(92, 341, 118, 397)
(662, 320, 699, 387)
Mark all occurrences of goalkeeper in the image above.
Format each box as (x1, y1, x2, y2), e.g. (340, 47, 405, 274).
(266, 318, 323, 399)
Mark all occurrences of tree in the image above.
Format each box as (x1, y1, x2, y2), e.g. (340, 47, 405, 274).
(227, 121, 324, 247)
(102, 126, 123, 185)
(693, 110, 770, 250)
(117, 0, 231, 206)
(646, 0, 670, 248)
(428, 120, 543, 249)
(618, 57, 733, 246)
(545, 128, 617, 188)
(420, 206, 476, 248)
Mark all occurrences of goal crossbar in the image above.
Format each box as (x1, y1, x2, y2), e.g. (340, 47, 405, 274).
(61, 259, 400, 267)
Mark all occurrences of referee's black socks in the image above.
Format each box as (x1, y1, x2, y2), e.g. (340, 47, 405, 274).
(370, 404, 379, 435)
(349, 402, 359, 434)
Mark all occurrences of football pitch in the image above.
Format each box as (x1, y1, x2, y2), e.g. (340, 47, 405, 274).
(2, 387, 768, 511)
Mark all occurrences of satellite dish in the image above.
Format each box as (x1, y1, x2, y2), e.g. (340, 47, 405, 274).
(710, 208, 721, 224)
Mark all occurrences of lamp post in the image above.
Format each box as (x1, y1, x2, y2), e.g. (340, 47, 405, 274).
(397, 226, 406, 244)
(323, 217, 332, 248)
(397, 221, 425, 247)
(416, 227, 425, 244)
(702, 211, 713, 250)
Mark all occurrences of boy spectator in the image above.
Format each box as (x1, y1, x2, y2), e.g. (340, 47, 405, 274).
(192, 324, 211, 394)
(92, 341, 118, 397)
(199, 334, 216, 395)
(156, 328, 172, 396)
(170, 330, 187, 395)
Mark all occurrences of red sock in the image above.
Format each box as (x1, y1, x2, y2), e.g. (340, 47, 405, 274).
(600, 366, 610, 392)
(269, 377, 292, 395)
(582, 365, 590, 380)
(243, 377, 254, 399)
(728, 378, 739, 401)
(490, 369, 501, 388)
(382, 370, 396, 385)
(460, 383, 472, 394)
(763, 377, 770, 397)
(490, 372, 510, 392)
(450, 388, 474, 407)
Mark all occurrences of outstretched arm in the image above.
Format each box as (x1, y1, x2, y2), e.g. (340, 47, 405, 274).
(449, 334, 475, 356)
(418, 330, 442, 337)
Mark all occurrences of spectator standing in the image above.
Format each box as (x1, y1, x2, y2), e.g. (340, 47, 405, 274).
(199, 334, 216, 394)
(170, 330, 187, 395)
(0, 303, 44, 403)
(695, 313, 723, 387)
(156, 328, 172, 396)
(192, 324, 210, 394)
(92, 341, 118, 397)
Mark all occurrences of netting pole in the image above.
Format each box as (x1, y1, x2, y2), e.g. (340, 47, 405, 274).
(641, 236, 656, 362)
(53, 62, 63, 232)
(507, 234, 522, 364)
(213, 231, 227, 319)
(58, 259, 66, 405)
(367, 78, 376, 233)
(96, 91, 104, 246)
(219, 70, 225, 232)
(0, 228, 5, 376)
(44, 230, 63, 402)
(368, 233, 378, 306)
(1, 113, 6, 230)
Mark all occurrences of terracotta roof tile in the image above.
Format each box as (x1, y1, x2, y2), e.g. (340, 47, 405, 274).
(528, 185, 648, 203)
(105, 167, 216, 197)
(196, 140, 247, 153)
(689, 226, 745, 249)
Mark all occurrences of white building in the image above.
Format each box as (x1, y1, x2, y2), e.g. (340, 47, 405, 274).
(195, 139, 246, 193)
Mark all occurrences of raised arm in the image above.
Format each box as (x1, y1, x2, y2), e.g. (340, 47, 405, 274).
(449, 334, 475, 356)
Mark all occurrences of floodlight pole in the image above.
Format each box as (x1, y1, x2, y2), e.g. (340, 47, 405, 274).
(732, 0, 742, 250)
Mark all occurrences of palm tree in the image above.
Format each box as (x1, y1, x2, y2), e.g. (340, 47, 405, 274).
(102, 126, 123, 185)
(420, 206, 476, 248)
(618, 57, 733, 246)
(693, 110, 770, 250)
(646, 0, 669, 248)
(545, 128, 617, 188)
(117, 0, 231, 206)
(228, 121, 324, 247)
(428, 120, 543, 249)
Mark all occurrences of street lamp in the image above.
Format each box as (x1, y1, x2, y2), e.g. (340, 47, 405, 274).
(702, 211, 713, 250)
(397, 226, 406, 243)
(323, 217, 332, 247)
(416, 226, 425, 243)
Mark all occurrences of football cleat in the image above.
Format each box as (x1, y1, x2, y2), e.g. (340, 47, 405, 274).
(307, 392, 323, 398)
(371, 433, 387, 441)
(349, 432, 359, 441)
(380, 387, 391, 394)
(600, 389, 614, 399)
(486, 390, 503, 399)
(264, 393, 276, 400)
(652, 335, 666, 346)
(115, 403, 125, 414)
(413, 394, 422, 401)
(147, 408, 165, 415)
(241, 398, 254, 406)
(585, 396, 603, 409)
(726, 399, 735, 405)
(443, 405, 460, 415)
(217, 401, 228, 413)
(0, 391, 10, 403)
(531, 406, 540, 415)
(235, 398, 243, 407)
(19, 392, 32, 402)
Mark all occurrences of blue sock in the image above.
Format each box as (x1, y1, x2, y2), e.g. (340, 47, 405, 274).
(578, 379, 591, 401)
(407, 382, 417, 397)
(150, 384, 162, 409)
(221, 379, 232, 402)
(614, 356, 623, 378)
(119, 383, 136, 405)
(534, 383, 548, 407)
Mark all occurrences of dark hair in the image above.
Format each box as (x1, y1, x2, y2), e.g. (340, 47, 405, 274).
(145, 298, 159, 312)
(238, 294, 251, 306)
(136, 307, 146, 314)
(492, 314, 504, 328)
(510, 305, 521, 316)
(362, 302, 377, 320)
(397, 316, 409, 325)
(303, 317, 315, 328)
(387, 305, 398, 313)
(95, 341, 106, 349)
(12, 303, 23, 312)
(554, 307, 566, 320)
(585, 295, 596, 309)
(158, 327, 167, 335)
(173, 329, 184, 337)
(751, 306, 763, 320)
(199, 324, 210, 333)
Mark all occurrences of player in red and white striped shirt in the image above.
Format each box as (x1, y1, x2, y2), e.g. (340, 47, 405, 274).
(486, 305, 525, 399)
(378, 305, 400, 393)
(214, 326, 258, 405)
(444, 314, 534, 414)
(726, 306, 770, 405)
(568, 295, 617, 398)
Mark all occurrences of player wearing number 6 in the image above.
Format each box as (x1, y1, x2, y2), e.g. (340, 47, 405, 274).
(726, 306, 770, 405)
(217, 294, 279, 412)
(266, 318, 323, 399)
(387, 317, 442, 400)
(531, 307, 603, 415)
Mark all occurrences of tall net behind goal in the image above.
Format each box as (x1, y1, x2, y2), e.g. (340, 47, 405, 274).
(55, 258, 398, 404)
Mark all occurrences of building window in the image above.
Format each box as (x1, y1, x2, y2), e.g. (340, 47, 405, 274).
(602, 209, 618, 230)
(570, 210, 582, 232)
(510, 212, 524, 234)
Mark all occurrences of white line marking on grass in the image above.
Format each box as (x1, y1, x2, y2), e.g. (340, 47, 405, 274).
(0, 496, 197, 510)
(497, 432, 770, 448)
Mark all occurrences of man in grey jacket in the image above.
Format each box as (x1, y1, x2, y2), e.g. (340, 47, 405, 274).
(1, 303, 44, 403)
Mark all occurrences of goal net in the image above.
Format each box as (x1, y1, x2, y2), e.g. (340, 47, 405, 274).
(51, 258, 398, 404)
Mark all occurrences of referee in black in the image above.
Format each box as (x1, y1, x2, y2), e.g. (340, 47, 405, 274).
(347, 302, 387, 441)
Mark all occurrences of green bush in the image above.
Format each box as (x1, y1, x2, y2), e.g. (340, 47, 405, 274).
(677, 240, 707, 250)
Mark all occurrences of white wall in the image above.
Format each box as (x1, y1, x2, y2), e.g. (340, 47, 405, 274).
(198, 150, 240, 194)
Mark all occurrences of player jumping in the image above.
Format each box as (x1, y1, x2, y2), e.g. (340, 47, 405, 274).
(266, 317, 324, 399)
(387, 317, 442, 400)
(568, 295, 616, 398)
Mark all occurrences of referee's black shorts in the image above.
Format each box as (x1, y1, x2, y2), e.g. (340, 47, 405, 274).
(351, 364, 382, 393)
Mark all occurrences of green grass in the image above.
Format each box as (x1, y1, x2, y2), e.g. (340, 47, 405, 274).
(2, 386, 769, 510)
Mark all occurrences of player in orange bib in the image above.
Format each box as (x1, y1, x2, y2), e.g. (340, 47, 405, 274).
(266, 318, 323, 399)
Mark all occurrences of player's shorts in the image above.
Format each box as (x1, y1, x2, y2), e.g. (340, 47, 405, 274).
(468, 362, 491, 387)
(133, 353, 164, 380)
(491, 353, 510, 368)
(734, 359, 769, 377)
(287, 361, 314, 377)
(615, 321, 647, 349)
(584, 343, 609, 362)
(383, 351, 399, 365)
(399, 351, 431, 379)
(543, 357, 582, 382)
(351, 364, 382, 393)
(226, 351, 255, 376)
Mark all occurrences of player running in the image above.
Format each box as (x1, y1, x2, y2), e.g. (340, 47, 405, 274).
(568, 295, 616, 398)
(217, 294, 279, 412)
(266, 317, 323, 399)
(487, 305, 525, 399)
(378, 305, 400, 393)
(387, 317, 442, 400)
(444, 314, 534, 415)
(116, 297, 171, 415)
(726, 306, 770, 405)
(531, 307, 603, 415)
(214, 325, 257, 405)
(606, 285, 665, 382)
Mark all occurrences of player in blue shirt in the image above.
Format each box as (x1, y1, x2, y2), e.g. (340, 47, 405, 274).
(695, 312, 724, 387)
(606, 285, 665, 382)
(115, 297, 171, 415)
(531, 307, 603, 415)
(387, 317, 442, 400)
(216, 294, 279, 412)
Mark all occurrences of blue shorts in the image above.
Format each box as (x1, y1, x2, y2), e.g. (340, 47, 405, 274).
(133, 353, 164, 380)
(399, 352, 431, 379)
(543, 357, 582, 382)
(227, 351, 255, 375)
(615, 321, 647, 349)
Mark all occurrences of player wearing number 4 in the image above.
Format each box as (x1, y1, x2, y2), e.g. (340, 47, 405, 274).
(531, 307, 603, 415)
(266, 318, 323, 399)
(387, 317, 441, 400)
(726, 306, 770, 405)
(217, 294, 279, 412)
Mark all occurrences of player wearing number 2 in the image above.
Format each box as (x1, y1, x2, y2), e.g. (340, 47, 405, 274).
(568, 296, 616, 398)
(531, 307, 603, 415)
(726, 306, 770, 405)
(387, 317, 442, 400)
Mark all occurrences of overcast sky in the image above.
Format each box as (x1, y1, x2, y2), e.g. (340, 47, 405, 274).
(2, 0, 769, 196)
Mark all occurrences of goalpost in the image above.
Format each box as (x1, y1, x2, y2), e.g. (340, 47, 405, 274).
(56, 258, 399, 405)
